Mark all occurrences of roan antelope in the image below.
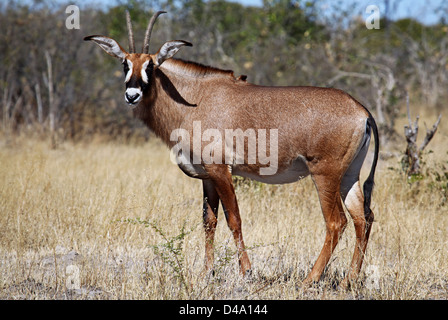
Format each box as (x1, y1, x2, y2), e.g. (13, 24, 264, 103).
(84, 11, 379, 287)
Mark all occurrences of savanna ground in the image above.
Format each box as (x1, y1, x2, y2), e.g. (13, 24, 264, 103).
(0, 110, 447, 300)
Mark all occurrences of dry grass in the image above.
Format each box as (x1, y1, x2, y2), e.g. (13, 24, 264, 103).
(1, 114, 447, 300)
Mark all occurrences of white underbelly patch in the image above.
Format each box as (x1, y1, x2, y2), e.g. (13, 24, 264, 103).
(232, 155, 310, 184)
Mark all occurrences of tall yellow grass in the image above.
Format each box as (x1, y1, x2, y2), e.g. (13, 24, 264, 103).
(0, 114, 447, 299)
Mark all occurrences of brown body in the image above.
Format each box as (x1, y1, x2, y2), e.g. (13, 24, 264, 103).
(85, 11, 379, 287)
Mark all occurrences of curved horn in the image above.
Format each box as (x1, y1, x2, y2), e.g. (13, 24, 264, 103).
(142, 11, 166, 54)
(126, 10, 135, 53)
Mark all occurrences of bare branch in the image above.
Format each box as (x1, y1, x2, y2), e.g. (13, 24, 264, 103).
(403, 92, 442, 176)
(403, 93, 420, 175)
(419, 114, 442, 153)
(35, 83, 43, 125)
(327, 70, 371, 86)
(45, 50, 56, 148)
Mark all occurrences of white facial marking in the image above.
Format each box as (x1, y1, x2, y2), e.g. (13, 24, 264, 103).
(124, 59, 133, 83)
(125, 87, 142, 105)
(141, 60, 150, 84)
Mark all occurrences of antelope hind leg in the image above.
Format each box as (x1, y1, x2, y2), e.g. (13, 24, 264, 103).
(303, 174, 347, 286)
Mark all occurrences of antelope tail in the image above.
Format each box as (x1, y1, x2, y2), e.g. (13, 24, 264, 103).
(363, 114, 379, 218)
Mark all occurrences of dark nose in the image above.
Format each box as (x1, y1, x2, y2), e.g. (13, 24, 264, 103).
(125, 92, 140, 104)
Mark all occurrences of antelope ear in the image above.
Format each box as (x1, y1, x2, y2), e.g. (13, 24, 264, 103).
(84, 35, 127, 60)
(155, 40, 192, 66)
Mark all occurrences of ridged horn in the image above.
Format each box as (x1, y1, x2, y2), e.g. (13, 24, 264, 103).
(142, 11, 166, 54)
(126, 10, 135, 53)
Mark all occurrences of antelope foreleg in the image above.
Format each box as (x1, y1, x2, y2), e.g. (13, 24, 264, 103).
(207, 166, 251, 275)
(202, 180, 219, 273)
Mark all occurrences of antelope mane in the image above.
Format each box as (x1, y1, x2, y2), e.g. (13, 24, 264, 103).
(161, 58, 244, 81)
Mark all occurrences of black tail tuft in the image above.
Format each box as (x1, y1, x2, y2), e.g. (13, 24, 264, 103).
(363, 116, 379, 218)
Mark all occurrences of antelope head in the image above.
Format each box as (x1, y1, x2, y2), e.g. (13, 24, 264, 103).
(84, 11, 192, 106)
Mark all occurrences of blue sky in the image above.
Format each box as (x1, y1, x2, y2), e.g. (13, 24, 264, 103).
(36, 0, 447, 25)
(230, 0, 446, 25)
